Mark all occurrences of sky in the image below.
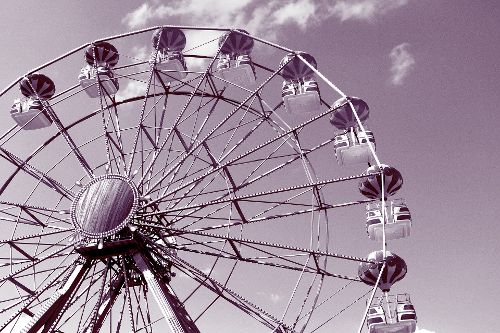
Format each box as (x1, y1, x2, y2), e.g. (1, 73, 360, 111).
(0, 1, 499, 332)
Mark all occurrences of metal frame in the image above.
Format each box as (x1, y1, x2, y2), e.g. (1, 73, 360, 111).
(0, 25, 391, 333)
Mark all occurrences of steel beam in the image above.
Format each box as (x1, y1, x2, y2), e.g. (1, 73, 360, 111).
(44, 107, 94, 178)
(133, 252, 200, 333)
(83, 274, 125, 333)
(20, 260, 91, 333)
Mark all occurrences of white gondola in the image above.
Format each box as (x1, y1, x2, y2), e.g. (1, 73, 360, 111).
(366, 198, 412, 241)
(282, 78, 320, 114)
(367, 303, 387, 333)
(78, 65, 119, 98)
(395, 294, 417, 332)
(217, 54, 256, 88)
(334, 127, 375, 165)
(367, 294, 417, 333)
(155, 51, 188, 82)
(10, 98, 53, 130)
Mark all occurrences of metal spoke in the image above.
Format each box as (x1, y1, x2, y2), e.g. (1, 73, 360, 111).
(152, 234, 361, 281)
(141, 104, 339, 209)
(0, 147, 75, 199)
(0, 263, 74, 331)
(142, 61, 289, 199)
(85, 273, 124, 333)
(140, 173, 374, 218)
(168, 252, 290, 332)
(44, 106, 94, 179)
(136, 34, 230, 188)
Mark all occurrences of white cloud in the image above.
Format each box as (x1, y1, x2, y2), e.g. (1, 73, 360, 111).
(121, 1, 410, 80)
(329, 0, 409, 22)
(272, 0, 318, 30)
(122, 0, 410, 40)
(115, 45, 150, 101)
(183, 30, 221, 71)
(130, 45, 149, 61)
(115, 80, 147, 102)
(389, 42, 415, 85)
(269, 293, 282, 303)
(415, 327, 436, 333)
(257, 291, 282, 303)
(185, 57, 208, 72)
(122, 3, 155, 29)
(122, 0, 252, 30)
(201, 266, 214, 275)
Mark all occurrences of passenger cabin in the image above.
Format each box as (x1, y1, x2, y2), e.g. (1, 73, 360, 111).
(217, 54, 256, 88)
(78, 65, 119, 98)
(366, 199, 412, 241)
(367, 304, 387, 333)
(367, 294, 417, 333)
(282, 79, 320, 114)
(334, 127, 375, 165)
(10, 98, 53, 130)
(396, 294, 417, 332)
(155, 51, 188, 82)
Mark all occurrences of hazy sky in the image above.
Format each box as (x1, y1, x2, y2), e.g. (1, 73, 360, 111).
(0, 1, 499, 332)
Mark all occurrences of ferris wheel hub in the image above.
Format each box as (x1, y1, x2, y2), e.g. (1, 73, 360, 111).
(70, 174, 139, 238)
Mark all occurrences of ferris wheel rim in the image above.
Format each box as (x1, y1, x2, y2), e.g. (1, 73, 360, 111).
(0, 24, 397, 333)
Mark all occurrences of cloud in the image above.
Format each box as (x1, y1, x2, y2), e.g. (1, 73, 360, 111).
(115, 80, 147, 102)
(269, 293, 282, 303)
(121, 1, 410, 80)
(415, 328, 436, 333)
(329, 0, 408, 22)
(130, 45, 149, 61)
(272, 0, 318, 29)
(257, 291, 282, 303)
(389, 42, 415, 85)
(201, 266, 214, 275)
(122, 0, 252, 30)
(183, 29, 222, 71)
(122, 3, 155, 29)
(122, 0, 410, 40)
(115, 46, 149, 101)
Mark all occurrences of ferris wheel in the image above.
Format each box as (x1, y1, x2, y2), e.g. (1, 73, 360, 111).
(0, 26, 417, 333)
